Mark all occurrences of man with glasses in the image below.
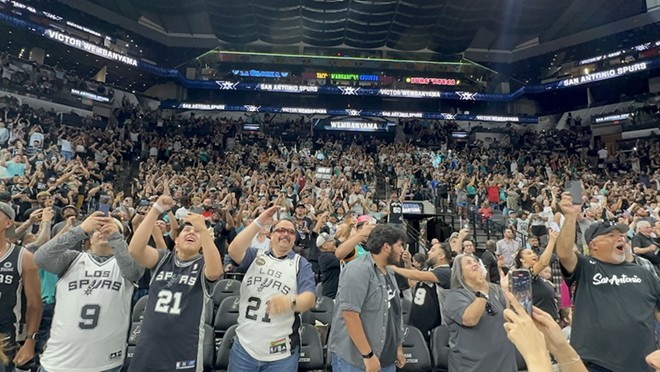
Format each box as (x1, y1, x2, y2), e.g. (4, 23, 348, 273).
(227, 205, 316, 371)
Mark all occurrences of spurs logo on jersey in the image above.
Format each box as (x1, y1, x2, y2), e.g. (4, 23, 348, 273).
(244, 267, 292, 295)
(67, 269, 123, 292)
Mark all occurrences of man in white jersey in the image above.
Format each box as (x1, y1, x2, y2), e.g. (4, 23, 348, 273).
(34, 211, 143, 372)
(128, 195, 223, 372)
(228, 205, 316, 371)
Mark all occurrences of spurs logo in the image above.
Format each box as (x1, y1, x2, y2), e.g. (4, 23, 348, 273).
(215, 81, 239, 90)
(338, 86, 360, 96)
(456, 91, 477, 100)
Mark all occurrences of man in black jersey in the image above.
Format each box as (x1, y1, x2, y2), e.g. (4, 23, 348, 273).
(0, 202, 41, 370)
(389, 242, 451, 340)
(128, 195, 223, 372)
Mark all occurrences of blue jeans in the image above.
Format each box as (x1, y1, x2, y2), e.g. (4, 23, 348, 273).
(228, 338, 299, 372)
(331, 353, 396, 372)
(39, 367, 121, 372)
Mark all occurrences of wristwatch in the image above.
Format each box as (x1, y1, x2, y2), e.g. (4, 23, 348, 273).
(27, 333, 38, 341)
(475, 291, 489, 300)
(362, 350, 374, 359)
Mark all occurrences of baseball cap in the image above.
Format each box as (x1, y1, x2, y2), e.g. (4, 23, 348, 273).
(0, 202, 16, 238)
(584, 221, 629, 245)
(61, 205, 79, 216)
(295, 203, 306, 209)
(316, 232, 335, 248)
(0, 191, 11, 203)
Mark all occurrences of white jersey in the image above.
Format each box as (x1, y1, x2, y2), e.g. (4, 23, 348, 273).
(41, 253, 134, 372)
(236, 250, 301, 361)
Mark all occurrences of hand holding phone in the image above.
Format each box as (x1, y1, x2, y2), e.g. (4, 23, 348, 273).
(510, 269, 533, 315)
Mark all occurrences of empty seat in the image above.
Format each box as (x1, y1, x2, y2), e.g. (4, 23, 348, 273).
(398, 326, 432, 371)
(401, 298, 412, 325)
(431, 325, 450, 372)
(214, 295, 241, 338)
(215, 324, 238, 371)
(131, 295, 149, 322)
(299, 323, 324, 371)
(301, 296, 335, 326)
(212, 279, 241, 310)
(127, 322, 142, 346)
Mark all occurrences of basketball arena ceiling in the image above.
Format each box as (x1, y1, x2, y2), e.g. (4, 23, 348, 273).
(56, 0, 648, 55)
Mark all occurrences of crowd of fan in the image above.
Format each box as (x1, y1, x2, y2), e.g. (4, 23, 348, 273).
(1, 79, 660, 370)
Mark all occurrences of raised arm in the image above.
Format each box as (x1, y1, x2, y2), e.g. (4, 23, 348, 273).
(531, 230, 558, 275)
(128, 195, 175, 269)
(335, 224, 374, 260)
(556, 193, 580, 273)
(228, 205, 279, 265)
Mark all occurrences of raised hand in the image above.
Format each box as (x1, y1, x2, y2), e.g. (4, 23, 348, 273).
(184, 213, 208, 232)
(80, 211, 110, 234)
(256, 205, 280, 226)
(558, 192, 582, 217)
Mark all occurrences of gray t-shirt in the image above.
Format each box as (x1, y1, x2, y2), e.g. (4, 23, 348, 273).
(444, 285, 517, 372)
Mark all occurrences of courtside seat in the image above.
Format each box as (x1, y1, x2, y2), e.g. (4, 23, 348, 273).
(212, 279, 241, 311)
(430, 325, 450, 372)
(397, 325, 432, 371)
(299, 323, 324, 371)
(214, 296, 241, 339)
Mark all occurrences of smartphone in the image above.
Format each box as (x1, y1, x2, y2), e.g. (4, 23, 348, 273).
(546, 221, 560, 233)
(510, 269, 533, 315)
(568, 180, 583, 205)
(98, 195, 111, 215)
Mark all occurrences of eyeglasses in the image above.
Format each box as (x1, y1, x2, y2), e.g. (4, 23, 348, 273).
(273, 228, 296, 236)
(485, 302, 497, 316)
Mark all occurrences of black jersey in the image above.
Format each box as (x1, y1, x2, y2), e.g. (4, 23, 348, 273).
(0, 245, 24, 339)
(128, 251, 211, 372)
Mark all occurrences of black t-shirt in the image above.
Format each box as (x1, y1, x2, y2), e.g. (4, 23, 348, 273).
(632, 233, 660, 265)
(561, 255, 660, 371)
(389, 200, 403, 224)
(480, 250, 500, 284)
(408, 266, 451, 339)
(318, 251, 340, 299)
(531, 275, 558, 320)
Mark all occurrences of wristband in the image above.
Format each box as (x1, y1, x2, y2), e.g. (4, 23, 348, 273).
(253, 219, 264, 229)
(152, 203, 165, 214)
(362, 350, 374, 359)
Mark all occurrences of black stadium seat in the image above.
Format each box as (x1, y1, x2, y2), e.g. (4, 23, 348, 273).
(397, 325, 432, 371)
(301, 295, 335, 326)
(203, 323, 215, 370)
(431, 325, 450, 372)
(215, 324, 238, 371)
(121, 346, 136, 372)
(212, 279, 241, 310)
(214, 295, 241, 338)
(132, 295, 148, 322)
(298, 323, 324, 371)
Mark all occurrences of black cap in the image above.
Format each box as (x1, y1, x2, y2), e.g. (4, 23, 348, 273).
(0, 191, 11, 203)
(584, 221, 628, 245)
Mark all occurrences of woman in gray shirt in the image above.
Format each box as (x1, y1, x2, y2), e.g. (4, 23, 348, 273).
(443, 254, 517, 372)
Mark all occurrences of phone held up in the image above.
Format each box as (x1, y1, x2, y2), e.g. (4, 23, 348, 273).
(510, 269, 533, 315)
(98, 195, 111, 216)
(567, 180, 584, 205)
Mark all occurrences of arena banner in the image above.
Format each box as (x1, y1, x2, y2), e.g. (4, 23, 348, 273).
(164, 102, 539, 124)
